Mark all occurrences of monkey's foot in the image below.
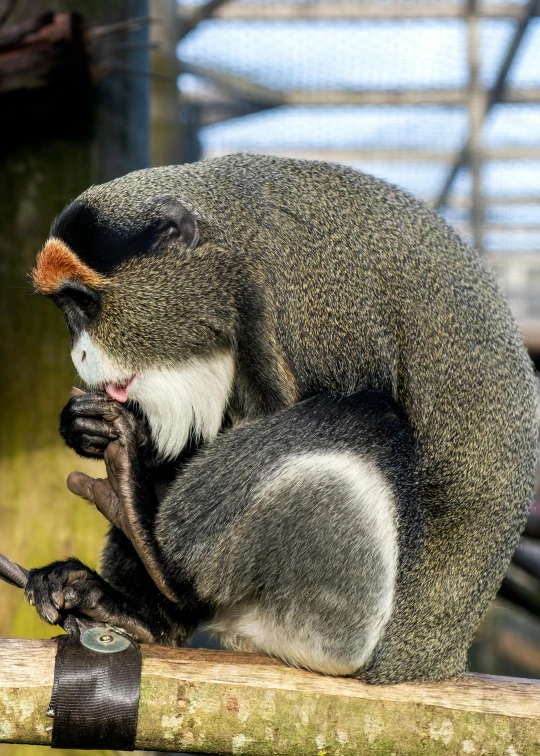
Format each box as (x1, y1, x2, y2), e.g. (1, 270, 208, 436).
(67, 411, 178, 604)
(24, 558, 156, 643)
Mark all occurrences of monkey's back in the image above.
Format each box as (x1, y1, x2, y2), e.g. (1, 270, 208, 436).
(82, 155, 538, 681)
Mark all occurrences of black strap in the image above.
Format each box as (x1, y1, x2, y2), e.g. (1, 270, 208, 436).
(49, 616, 142, 750)
(0, 551, 142, 748)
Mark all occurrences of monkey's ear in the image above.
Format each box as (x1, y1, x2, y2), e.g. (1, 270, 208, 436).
(153, 196, 200, 251)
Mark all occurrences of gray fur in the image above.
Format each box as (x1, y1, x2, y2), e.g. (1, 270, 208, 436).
(55, 155, 537, 681)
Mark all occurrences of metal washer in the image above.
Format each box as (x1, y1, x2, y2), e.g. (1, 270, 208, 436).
(80, 626, 132, 654)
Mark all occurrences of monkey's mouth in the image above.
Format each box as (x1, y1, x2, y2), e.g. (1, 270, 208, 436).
(104, 376, 136, 403)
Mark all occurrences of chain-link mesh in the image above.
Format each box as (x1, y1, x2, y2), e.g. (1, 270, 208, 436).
(178, 0, 540, 324)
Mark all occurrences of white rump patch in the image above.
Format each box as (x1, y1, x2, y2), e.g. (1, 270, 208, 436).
(209, 451, 398, 675)
(71, 331, 234, 461)
(128, 354, 234, 461)
(211, 603, 364, 676)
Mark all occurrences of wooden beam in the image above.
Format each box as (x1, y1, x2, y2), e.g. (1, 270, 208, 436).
(180, 60, 282, 106)
(467, 0, 485, 252)
(202, 146, 540, 162)
(1, 639, 540, 754)
(181, 66, 540, 106)
(518, 319, 540, 352)
(178, 2, 538, 21)
(0, 13, 88, 97)
(440, 196, 540, 208)
(485, 251, 540, 261)
(151, 0, 185, 165)
(280, 87, 540, 106)
(456, 223, 540, 233)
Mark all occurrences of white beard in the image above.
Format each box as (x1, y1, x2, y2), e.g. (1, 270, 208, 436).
(128, 355, 234, 461)
(71, 331, 235, 461)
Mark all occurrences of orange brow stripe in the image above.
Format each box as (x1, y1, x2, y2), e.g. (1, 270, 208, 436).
(32, 238, 106, 295)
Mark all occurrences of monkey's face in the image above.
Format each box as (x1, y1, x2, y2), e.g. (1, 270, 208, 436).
(33, 196, 237, 459)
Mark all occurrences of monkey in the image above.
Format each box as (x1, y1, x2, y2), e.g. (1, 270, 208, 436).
(25, 154, 537, 683)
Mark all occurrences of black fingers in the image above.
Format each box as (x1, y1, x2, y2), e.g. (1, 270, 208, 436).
(59, 394, 120, 459)
(24, 558, 159, 643)
(25, 558, 96, 626)
(59, 393, 155, 462)
(68, 416, 118, 457)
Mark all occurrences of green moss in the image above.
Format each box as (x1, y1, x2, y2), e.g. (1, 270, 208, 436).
(136, 676, 540, 755)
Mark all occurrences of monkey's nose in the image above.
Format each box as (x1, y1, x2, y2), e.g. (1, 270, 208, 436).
(81, 351, 86, 362)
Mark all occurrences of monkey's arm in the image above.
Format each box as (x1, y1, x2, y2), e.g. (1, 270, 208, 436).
(66, 401, 178, 602)
(26, 394, 201, 643)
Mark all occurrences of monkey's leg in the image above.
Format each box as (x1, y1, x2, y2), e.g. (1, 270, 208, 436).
(64, 390, 410, 673)
(99, 525, 207, 642)
(151, 392, 409, 675)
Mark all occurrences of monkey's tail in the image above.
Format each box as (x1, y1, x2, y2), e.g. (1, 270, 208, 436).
(0, 552, 28, 589)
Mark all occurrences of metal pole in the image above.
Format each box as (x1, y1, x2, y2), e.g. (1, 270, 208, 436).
(435, 0, 540, 209)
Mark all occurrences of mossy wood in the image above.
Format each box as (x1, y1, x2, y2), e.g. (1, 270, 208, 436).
(0, 641, 539, 755)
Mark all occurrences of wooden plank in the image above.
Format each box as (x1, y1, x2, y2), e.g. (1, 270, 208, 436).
(1, 639, 540, 753)
(181, 67, 540, 106)
(178, 2, 538, 21)
(202, 146, 540, 162)
(280, 87, 540, 106)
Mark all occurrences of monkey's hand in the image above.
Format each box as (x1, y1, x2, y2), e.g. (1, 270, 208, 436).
(67, 408, 179, 604)
(59, 391, 153, 461)
(24, 558, 157, 643)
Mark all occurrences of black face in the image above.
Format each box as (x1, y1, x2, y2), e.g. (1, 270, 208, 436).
(53, 282, 101, 341)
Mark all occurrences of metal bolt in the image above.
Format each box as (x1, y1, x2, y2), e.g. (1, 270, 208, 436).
(99, 634, 114, 644)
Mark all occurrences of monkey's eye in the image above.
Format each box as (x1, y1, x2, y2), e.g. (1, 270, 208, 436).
(55, 284, 101, 321)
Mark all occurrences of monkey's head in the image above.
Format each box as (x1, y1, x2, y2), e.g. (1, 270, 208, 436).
(32, 187, 238, 460)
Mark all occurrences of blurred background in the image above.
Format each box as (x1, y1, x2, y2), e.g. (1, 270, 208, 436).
(0, 1, 539, 754)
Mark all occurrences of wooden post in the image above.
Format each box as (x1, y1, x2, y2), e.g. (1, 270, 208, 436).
(467, 0, 484, 252)
(177, 2, 539, 20)
(0, 641, 539, 754)
(0, 1, 149, 646)
(150, 0, 184, 166)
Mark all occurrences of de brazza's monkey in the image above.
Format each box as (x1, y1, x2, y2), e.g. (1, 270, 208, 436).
(27, 155, 537, 683)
